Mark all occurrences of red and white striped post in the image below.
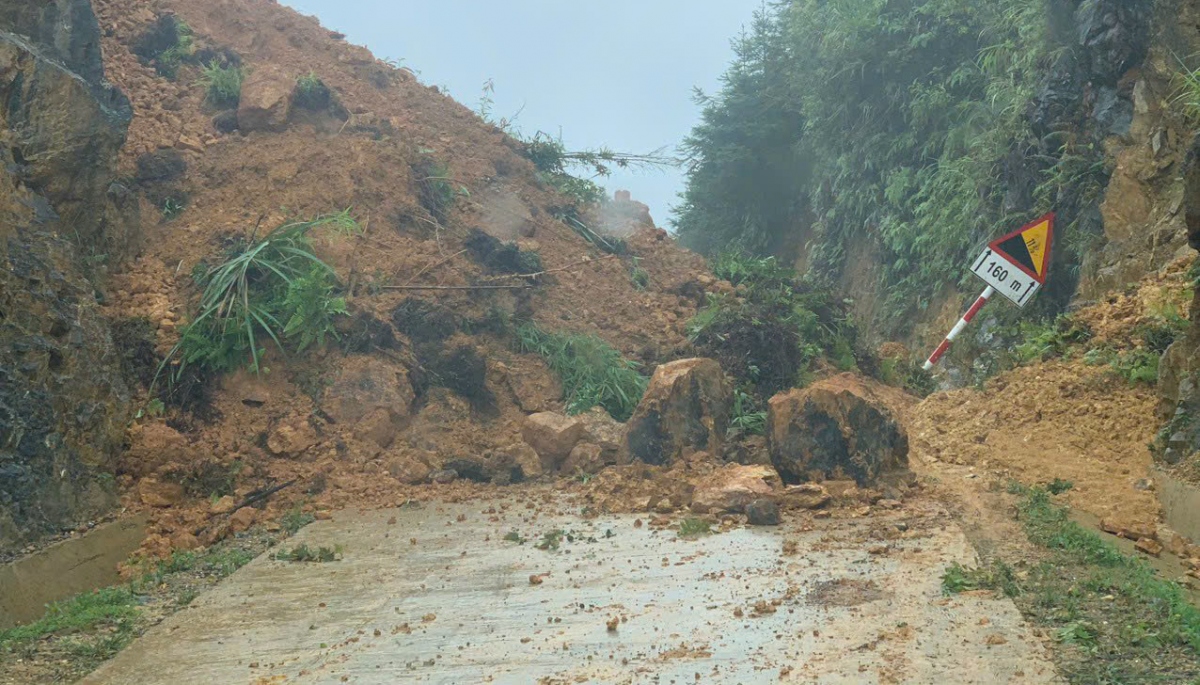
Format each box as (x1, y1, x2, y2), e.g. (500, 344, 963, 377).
(922, 286, 996, 371)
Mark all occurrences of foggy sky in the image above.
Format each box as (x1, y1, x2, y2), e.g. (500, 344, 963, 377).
(280, 0, 763, 226)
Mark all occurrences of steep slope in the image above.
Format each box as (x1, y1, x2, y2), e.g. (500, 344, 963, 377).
(85, 0, 714, 555)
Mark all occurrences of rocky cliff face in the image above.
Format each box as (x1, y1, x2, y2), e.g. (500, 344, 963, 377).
(879, 0, 1196, 356)
(0, 0, 137, 550)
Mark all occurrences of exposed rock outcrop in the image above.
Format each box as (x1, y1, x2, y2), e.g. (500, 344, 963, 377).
(0, 0, 137, 550)
(624, 358, 731, 466)
(1156, 137, 1200, 465)
(767, 375, 909, 486)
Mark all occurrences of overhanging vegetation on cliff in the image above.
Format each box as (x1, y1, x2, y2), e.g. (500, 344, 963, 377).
(676, 0, 1150, 334)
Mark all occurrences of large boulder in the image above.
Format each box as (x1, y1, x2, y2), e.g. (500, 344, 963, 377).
(322, 357, 414, 448)
(521, 412, 585, 471)
(0, 4, 139, 551)
(624, 358, 731, 466)
(767, 375, 908, 486)
(237, 65, 294, 133)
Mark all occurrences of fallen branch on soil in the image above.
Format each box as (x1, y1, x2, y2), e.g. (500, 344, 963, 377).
(480, 253, 619, 282)
(403, 249, 467, 285)
(380, 284, 535, 291)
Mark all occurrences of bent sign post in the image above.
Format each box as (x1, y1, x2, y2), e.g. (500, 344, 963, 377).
(923, 214, 1055, 371)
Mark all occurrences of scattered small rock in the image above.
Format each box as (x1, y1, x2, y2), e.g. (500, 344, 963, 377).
(229, 506, 257, 533)
(1136, 537, 1164, 557)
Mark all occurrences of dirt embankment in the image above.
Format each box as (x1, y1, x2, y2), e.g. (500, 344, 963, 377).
(915, 261, 1196, 547)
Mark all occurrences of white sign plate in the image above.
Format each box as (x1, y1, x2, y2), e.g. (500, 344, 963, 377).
(970, 248, 1040, 307)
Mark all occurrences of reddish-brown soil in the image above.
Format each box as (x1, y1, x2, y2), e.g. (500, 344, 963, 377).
(89, 0, 713, 558)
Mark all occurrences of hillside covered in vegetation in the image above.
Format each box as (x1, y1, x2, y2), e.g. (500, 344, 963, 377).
(676, 0, 1193, 342)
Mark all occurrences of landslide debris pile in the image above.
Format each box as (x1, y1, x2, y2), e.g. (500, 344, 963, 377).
(914, 259, 1194, 536)
(55, 0, 918, 558)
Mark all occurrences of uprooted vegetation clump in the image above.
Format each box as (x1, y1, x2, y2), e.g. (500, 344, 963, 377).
(516, 323, 648, 422)
(464, 229, 543, 275)
(199, 62, 246, 108)
(688, 253, 869, 399)
(412, 155, 463, 224)
(132, 15, 195, 79)
(157, 214, 353, 393)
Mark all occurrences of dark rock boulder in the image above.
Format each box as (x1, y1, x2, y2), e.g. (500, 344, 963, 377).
(746, 499, 781, 526)
(767, 375, 908, 487)
(0, 0, 106, 84)
(0, 2, 138, 550)
(624, 358, 731, 466)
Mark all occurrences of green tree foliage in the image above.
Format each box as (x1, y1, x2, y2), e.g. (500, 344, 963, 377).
(677, 0, 1107, 334)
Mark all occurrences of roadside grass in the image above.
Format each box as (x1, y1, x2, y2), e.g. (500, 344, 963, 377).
(0, 529, 283, 683)
(945, 484, 1200, 683)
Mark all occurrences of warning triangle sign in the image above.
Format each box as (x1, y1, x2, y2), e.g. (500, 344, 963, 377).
(989, 213, 1054, 284)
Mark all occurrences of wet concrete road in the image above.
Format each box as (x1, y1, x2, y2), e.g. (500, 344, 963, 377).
(83, 495, 1061, 684)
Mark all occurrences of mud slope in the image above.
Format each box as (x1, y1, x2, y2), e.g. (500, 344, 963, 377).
(89, 0, 713, 556)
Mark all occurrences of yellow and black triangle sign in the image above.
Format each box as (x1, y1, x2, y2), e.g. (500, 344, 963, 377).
(989, 213, 1054, 284)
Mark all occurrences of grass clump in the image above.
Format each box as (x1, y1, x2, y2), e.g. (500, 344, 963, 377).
(729, 388, 767, 438)
(1012, 316, 1092, 364)
(273, 544, 342, 563)
(630, 258, 650, 291)
(503, 530, 527, 544)
(132, 15, 194, 79)
(0, 588, 138, 648)
(294, 72, 332, 110)
(281, 508, 316, 535)
(535, 530, 565, 551)
(199, 62, 245, 107)
(158, 214, 350, 385)
(678, 518, 713, 538)
(941, 561, 1020, 597)
(1171, 54, 1200, 124)
(413, 155, 465, 224)
(515, 324, 648, 421)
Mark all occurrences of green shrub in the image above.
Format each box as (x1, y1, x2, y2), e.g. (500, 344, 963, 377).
(159, 215, 349, 384)
(689, 254, 859, 399)
(678, 518, 713, 538)
(516, 324, 648, 421)
(199, 62, 245, 107)
(1013, 316, 1092, 363)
